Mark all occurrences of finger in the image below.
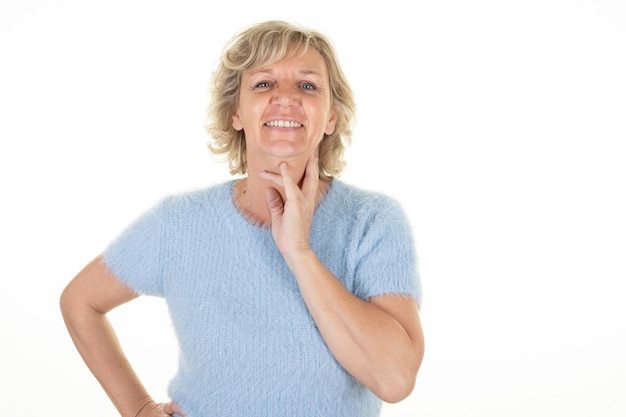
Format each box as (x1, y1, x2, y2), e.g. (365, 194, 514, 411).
(279, 162, 300, 202)
(162, 402, 174, 415)
(259, 169, 284, 188)
(265, 187, 284, 222)
(164, 402, 186, 417)
(301, 155, 319, 202)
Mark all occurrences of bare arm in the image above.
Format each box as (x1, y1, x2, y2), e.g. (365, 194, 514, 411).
(287, 252, 424, 403)
(263, 158, 425, 403)
(60, 255, 184, 417)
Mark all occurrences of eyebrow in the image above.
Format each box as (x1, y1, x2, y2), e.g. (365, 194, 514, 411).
(248, 68, 322, 77)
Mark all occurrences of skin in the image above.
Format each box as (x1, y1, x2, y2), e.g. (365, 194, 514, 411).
(235, 48, 425, 401)
(261, 157, 424, 403)
(60, 256, 183, 417)
(231, 47, 338, 225)
(60, 47, 424, 416)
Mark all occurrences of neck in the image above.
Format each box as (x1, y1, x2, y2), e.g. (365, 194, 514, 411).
(233, 157, 328, 228)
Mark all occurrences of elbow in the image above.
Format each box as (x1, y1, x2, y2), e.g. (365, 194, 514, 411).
(368, 365, 418, 403)
(59, 284, 78, 327)
(59, 285, 71, 318)
(376, 375, 416, 404)
(374, 343, 425, 403)
(59, 281, 88, 324)
(59, 282, 79, 316)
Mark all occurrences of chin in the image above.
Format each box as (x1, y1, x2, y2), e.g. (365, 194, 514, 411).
(266, 143, 308, 160)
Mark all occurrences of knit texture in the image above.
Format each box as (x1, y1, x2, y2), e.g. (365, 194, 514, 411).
(104, 179, 420, 417)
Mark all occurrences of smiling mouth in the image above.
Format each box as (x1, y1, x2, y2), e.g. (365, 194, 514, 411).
(265, 120, 303, 128)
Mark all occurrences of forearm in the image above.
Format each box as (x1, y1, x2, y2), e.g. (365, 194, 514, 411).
(285, 249, 422, 402)
(61, 301, 153, 417)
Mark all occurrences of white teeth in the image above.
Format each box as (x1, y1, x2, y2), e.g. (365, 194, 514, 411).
(265, 120, 302, 128)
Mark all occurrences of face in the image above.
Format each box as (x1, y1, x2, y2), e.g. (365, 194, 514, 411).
(232, 47, 337, 164)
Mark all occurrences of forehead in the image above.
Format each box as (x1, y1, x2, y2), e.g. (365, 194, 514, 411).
(245, 47, 329, 78)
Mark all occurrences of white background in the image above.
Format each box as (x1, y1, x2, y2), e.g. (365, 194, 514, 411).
(1, 0, 625, 416)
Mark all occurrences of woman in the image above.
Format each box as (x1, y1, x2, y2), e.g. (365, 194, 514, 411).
(60, 20, 424, 417)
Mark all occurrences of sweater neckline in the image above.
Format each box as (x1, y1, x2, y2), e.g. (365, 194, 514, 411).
(227, 178, 337, 230)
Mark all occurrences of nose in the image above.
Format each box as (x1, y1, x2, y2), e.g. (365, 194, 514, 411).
(271, 83, 299, 107)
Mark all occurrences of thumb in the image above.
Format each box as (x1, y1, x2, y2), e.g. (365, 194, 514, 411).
(163, 401, 186, 417)
(265, 187, 284, 222)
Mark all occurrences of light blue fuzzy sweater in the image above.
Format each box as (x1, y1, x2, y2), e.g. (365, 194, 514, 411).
(104, 179, 420, 417)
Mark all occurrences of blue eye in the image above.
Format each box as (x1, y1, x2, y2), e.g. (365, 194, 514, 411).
(301, 83, 316, 90)
(255, 81, 272, 88)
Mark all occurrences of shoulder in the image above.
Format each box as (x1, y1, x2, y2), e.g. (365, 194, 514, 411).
(158, 181, 234, 212)
(328, 180, 407, 221)
(139, 181, 235, 229)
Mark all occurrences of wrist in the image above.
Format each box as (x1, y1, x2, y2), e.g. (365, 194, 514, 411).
(132, 397, 157, 417)
(283, 246, 316, 271)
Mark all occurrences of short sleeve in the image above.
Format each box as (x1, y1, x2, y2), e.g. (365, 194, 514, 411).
(102, 200, 166, 297)
(352, 196, 421, 305)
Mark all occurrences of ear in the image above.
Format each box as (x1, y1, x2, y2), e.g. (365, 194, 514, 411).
(232, 109, 243, 131)
(324, 109, 338, 135)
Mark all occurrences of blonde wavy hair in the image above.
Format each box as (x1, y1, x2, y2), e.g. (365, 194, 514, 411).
(206, 20, 356, 180)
